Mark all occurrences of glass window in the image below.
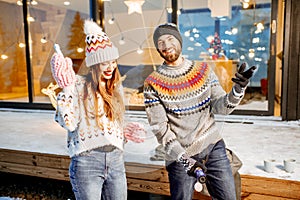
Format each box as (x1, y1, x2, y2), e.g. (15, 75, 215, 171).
(0, 1, 28, 102)
(178, 0, 271, 111)
(0, 0, 275, 114)
(0, 0, 89, 106)
(29, 1, 89, 103)
(104, 0, 171, 109)
(105, 0, 272, 112)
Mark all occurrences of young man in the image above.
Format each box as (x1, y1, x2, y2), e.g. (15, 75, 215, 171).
(143, 23, 256, 200)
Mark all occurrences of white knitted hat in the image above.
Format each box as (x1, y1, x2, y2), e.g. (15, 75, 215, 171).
(84, 20, 119, 67)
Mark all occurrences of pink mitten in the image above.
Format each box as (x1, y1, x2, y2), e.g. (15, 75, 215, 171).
(50, 53, 76, 88)
(124, 122, 146, 143)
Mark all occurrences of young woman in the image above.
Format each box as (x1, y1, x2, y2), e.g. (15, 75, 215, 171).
(50, 20, 144, 200)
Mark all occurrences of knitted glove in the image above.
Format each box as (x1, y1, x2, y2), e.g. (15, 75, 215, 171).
(50, 53, 76, 88)
(124, 122, 145, 143)
(232, 63, 257, 94)
(178, 154, 207, 183)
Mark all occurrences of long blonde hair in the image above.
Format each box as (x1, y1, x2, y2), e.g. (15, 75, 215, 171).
(84, 64, 125, 127)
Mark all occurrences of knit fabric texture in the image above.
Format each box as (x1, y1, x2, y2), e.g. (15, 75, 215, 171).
(50, 53, 76, 88)
(143, 59, 243, 161)
(153, 23, 183, 49)
(55, 75, 125, 157)
(84, 20, 119, 67)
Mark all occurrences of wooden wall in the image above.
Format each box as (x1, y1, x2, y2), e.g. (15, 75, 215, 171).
(0, 148, 299, 200)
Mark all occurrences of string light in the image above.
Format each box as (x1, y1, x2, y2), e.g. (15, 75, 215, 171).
(40, 36, 47, 44)
(252, 37, 259, 44)
(255, 22, 264, 34)
(119, 36, 125, 45)
(19, 43, 26, 48)
(27, 16, 35, 22)
(77, 47, 84, 53)
(184, 30, 190, 37)
(242, 2, 250, 9)
(137, 47, 143, 54)
(1, 54, 8, 60)
(30, 0, 38, 5)
(108, 17, 115, 24)
(248, 49, 255, 58)
(231, 27, 238, 34)
(167, 8, 172, 13)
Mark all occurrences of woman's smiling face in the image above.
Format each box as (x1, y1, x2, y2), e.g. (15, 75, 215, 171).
(99, 60, 117, 79)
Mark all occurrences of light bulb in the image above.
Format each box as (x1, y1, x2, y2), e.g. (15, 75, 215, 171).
(119, 38, 125, 45)
(19, 43, 25, 48)
(137, 48, 143, 54)
(1, 54, 8, 60)
(77, 47, 84, 53)
(231, 28, 238, 34)
(166, 8, 172, 13)
(242, 2, 249, 9)
(40, 37, 47, 43)
(31, 0, 38, 5)
(27, 16, 35, 22)
(108, 18, 114, 25)
(248, 49, 255, 58)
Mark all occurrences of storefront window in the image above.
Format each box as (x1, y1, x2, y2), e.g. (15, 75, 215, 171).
(29, 1, 89, 103)
(0, 0, 89, 105)
(104, 0, 171, 109)
(0, 1, 28, 102)
(105, 0, 272, 112)
(178, 0, 271, 111)
(0, 0, 275, 114)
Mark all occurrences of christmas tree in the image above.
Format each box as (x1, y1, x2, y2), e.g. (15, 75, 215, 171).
(67, 12, 85, 59)
(209, 32, 224, 60)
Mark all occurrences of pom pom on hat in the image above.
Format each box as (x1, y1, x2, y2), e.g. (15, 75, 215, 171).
(84, 19, 119, 67)
(153, 23, 182, 49)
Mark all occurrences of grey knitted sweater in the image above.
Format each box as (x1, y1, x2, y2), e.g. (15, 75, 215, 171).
(143, 59, 242, 161)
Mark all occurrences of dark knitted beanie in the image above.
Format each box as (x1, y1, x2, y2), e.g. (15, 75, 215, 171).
(153, 23, 182, 49)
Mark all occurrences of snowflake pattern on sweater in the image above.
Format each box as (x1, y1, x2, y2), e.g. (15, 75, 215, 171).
(143, 59, 243, 161)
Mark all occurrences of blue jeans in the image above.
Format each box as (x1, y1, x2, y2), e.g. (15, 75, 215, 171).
(166, 139, 236, 200)
(69, 148, 127, 200)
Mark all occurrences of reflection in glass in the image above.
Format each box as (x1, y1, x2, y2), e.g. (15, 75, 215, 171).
(0, 1, 28, 102)
(27, 1, 89, 103)
(178, 2, 271, 111)
(0, 0, 89, 104)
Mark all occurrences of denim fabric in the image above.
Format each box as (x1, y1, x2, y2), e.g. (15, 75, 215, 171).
(69, 148, 127, 200)
(166, 139, 236, 200)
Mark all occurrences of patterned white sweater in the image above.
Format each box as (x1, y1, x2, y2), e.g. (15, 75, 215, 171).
(55, 75, 125, 157)
(144, 59, 243, 161)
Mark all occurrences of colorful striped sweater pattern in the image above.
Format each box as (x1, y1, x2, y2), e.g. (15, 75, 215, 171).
(143, 59, 242, 160)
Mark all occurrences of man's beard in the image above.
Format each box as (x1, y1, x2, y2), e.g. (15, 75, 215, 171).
(159, 48, 181, 63)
